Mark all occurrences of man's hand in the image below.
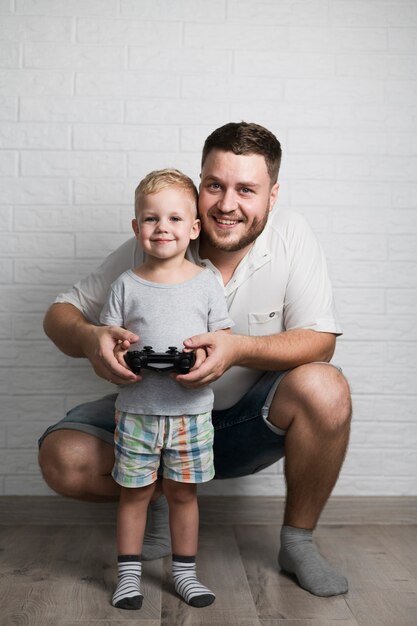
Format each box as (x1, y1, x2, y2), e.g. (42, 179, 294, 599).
(174, 330, 236, 388)
(82, 325, 141, 385)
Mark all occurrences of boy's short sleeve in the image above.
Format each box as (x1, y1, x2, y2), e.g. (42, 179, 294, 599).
(99, 278, 124, 328)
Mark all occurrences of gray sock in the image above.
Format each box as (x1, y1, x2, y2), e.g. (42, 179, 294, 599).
(278, 525, 348, 597)
(141, 495, 171, 561)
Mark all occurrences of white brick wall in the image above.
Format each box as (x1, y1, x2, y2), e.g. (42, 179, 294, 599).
(0, 0, 416, 496)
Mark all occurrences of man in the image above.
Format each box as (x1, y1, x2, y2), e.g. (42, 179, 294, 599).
(39, 122, 351, 597)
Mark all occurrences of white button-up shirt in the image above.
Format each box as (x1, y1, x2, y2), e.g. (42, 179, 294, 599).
(55, 208, 341, 410)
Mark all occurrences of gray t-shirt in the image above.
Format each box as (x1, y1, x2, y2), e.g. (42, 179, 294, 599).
(100, 268, 233, 415)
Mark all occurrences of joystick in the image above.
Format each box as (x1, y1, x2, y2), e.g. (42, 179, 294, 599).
(124, 346, 196, 374)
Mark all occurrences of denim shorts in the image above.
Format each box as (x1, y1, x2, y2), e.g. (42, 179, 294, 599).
(38, 370, 288, 479)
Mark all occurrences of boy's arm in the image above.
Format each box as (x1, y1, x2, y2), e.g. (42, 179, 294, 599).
(43, 302, 139, 384)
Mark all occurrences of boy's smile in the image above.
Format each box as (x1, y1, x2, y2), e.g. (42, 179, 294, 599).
(132, 186, 200, 262)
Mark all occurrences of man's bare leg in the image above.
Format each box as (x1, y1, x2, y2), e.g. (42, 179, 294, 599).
(38, 430, 171, 559)
(268, 363, 351, 596)
(39, 430, 119, 501)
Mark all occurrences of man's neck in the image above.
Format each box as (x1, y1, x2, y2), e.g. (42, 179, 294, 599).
(198, 238, 253, 286)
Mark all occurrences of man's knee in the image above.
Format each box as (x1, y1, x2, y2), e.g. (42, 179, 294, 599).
(39, 431, 80, 496)
(273, 363, 351, 433)
(38, 430, 113, 497)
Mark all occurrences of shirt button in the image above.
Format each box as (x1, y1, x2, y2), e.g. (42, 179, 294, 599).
(269, 312, 275, 318)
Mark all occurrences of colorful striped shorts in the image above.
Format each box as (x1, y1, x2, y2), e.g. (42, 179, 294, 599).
(112, 411, 214, 488)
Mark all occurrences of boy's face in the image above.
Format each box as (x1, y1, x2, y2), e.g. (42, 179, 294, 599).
(132, 186, 200, 261)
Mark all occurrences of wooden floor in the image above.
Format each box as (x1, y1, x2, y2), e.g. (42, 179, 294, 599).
(1, 496, 417, 626)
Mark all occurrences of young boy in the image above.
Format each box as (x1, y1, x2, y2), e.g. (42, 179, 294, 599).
(99, 169, 233, 611)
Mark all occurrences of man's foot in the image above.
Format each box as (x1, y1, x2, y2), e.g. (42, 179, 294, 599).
(278, 525, 348, 597)
(142, 495, 171, 561)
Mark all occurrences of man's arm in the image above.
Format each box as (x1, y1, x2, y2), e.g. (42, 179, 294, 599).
(177, 328, 336, 388)
(43, 303, 139, 384)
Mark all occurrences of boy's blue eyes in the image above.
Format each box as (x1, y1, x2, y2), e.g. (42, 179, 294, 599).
(143, 216, 182, 222)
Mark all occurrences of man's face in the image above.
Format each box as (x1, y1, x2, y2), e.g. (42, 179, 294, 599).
(198, 150, 279, 254)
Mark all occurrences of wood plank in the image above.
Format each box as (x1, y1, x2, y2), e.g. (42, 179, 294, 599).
(234, 524, 353, 621)
(1, 496, 416, 526)
(0, 525, 162, 625)
(161, 524, 261, 626)
(375, 524, 417, 579)
(1, 525, 85, 626)
(60, 525, 162, 623)
(314, 525, 417, 593)
(261, 619, 358, 626)
(345, 590, 417, 626)
(57, 623, 159, 626)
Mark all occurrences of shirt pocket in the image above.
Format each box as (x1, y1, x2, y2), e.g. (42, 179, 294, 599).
(248, 308, 284, 336)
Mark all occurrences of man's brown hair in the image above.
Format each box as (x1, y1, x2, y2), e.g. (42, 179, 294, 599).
(201, 122, 282, 184)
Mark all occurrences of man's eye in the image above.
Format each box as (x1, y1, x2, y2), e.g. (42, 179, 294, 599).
(240, 187, 252, 194)
(209, 182, 221, 190)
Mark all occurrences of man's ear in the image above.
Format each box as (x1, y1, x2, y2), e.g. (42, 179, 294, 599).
(269, 182, 279, 211)
(132, 218, 139, 237)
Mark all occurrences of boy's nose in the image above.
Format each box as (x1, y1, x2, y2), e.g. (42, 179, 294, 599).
(156, 220, 169, 232)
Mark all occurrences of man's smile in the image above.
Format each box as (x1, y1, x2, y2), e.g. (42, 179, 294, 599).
(211, 214, 244, 228)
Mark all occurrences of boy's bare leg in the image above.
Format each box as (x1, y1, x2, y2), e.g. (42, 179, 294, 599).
(164, 479, 215, 607)
(117, 483, 156, 555)
(268, 363, 351, 596)
(112, 483, 155, 610)
(38, 430, 171, 559)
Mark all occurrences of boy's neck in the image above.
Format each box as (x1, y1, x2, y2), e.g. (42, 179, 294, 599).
(134, 256, 201, 284)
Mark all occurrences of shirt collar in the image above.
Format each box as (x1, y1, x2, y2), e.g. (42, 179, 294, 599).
(187, 224, 272, 295)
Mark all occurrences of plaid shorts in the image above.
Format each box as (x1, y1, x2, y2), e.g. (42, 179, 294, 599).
(112, 410, 214, 488)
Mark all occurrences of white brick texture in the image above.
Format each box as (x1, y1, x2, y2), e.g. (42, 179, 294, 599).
(0, 0, 416, 496)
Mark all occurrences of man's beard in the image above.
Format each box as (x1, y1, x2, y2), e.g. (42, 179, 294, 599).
(201, 207, 270, 252)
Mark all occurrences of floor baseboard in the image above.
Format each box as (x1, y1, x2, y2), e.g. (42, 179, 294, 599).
(1, 495, 416, 525)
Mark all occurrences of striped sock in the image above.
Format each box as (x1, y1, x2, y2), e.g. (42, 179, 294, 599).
(172, 555, 215, 608)
(112, 555, 143, 610)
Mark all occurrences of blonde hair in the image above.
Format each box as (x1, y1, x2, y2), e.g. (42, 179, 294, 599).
(135, 168, 198, 215)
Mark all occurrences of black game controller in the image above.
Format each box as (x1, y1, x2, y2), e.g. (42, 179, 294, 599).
(124, 346, 196, 374)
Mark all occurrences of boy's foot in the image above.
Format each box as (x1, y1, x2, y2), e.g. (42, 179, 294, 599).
(172, 555, 215, 608)
(112, 556, 143, 610)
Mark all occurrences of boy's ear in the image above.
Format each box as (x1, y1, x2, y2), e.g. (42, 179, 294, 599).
(132, 218, 139, 237)
(190, 218, 201, 240)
